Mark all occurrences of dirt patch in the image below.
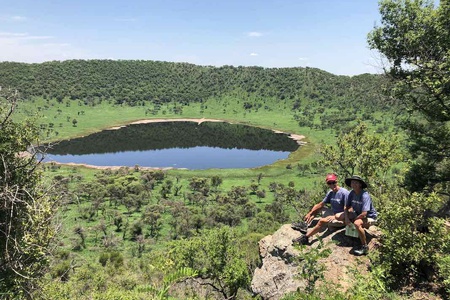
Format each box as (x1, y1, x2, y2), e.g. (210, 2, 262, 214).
(106, 118, 227, 130)
(48, 162, 185, 171)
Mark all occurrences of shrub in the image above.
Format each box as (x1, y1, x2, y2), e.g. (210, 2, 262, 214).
(376, 190, 450, 291)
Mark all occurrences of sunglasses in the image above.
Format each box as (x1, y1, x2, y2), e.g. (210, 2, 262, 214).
(327, 181, 337, 185)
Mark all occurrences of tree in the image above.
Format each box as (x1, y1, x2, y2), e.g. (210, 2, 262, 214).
(368, 3, 450, 296)
(169, 226, 250, 299)
(319, 120, 402, 188)
(368, 0, 450, 192)
(0, 88, 59, 298)
(375, 189, 450, 288)
(137, 267, 198, 300)
(210, 175, 223, 192)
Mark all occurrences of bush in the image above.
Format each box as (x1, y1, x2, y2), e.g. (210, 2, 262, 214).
(437, 255, 450, 296)
(1, 88, 60, 296)
(376, 190, 450, 291)
(99, 251, 124, 268)
(51, 261, 72, 281)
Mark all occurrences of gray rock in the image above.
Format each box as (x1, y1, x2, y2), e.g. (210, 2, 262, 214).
(251, 224, 306, 300)
(251, 222, 380, 299)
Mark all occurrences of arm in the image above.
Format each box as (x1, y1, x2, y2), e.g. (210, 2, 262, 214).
(304, 202, 325, 223)
(354, 211, 367, 221)
(344, 192, 352, 225)
(344, 206, 352, 225)
(354, 192, 371, 220)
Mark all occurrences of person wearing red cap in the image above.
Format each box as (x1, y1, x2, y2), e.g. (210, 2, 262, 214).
(293, 173, 349, 245)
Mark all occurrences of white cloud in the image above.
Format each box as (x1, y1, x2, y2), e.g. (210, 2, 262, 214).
(0, 32, 90, 63)
(298, 57, 309, 61)
(250, 53, 258, 56)
(0, 32, 53, 40)
(0, 15, 27, 22)
(22, 35, 54, 40)
(114, 17, 138, 22)
(247, 31, 263, 37)
(11, 15, 27, 21)
(42, 43, 71, 47)
(0, 32, 27, 37)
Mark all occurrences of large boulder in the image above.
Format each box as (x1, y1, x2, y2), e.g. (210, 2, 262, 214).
(251, 223, 381, 300)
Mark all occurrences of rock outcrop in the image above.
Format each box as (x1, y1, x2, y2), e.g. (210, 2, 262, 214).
(251, 223, 381, 300)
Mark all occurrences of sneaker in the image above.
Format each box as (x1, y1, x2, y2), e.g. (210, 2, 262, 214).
(353, 244, 369, 256)
(292, 235, 309, 245)
(291, 221, 308, 234)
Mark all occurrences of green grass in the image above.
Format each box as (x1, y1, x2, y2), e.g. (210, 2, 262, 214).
(18, 96, 335, 182)
(16, 95, 406, 300)
(17, 96, 308, 140)
(25, 94, 399, 191)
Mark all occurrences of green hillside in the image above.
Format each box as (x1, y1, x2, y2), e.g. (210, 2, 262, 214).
(1, 56, 448, 300)
(0, 60, 387, 111)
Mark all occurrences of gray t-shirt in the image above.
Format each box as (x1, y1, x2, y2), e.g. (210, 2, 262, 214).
(346, 190, 377, 219)
(322, 187, 349, 214)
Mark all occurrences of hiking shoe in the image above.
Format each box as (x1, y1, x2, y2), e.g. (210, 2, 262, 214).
(291, 221, 308, 234)
(354, 244, 369, 256)
(293, 235, 309, 245)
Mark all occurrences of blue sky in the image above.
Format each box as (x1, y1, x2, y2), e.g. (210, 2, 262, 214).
(0, 0, 383, 75)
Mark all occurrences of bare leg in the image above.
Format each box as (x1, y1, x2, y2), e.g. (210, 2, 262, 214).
(305, 216, 333, 238)
(354, 219, 366, 245)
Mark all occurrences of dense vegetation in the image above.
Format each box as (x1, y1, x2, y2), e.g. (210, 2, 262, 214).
(1, 0, 449, 299)
(1, 59, 396, 150)
(0, 89, 59, 299)
(366, 0, 450, 296)
(0, 59, 388, 114)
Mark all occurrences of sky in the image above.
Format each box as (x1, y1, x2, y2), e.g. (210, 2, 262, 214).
(0, 0, 384, 76)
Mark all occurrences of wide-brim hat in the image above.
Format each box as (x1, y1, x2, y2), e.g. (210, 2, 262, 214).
(345, 175, 367, 189)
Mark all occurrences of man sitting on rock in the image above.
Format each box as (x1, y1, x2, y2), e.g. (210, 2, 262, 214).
(293, 173, 349, 245)
(344, 175, 377, 256)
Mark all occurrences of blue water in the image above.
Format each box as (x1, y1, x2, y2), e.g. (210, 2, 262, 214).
(43, 146, 291, 169)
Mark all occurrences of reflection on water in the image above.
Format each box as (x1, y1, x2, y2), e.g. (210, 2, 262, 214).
(42, 121, 300, 169)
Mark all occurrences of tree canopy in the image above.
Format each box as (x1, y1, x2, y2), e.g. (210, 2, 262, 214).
(0, 60, 388, 112)
(367, 1, 450, 295)
(0, 88, 59, 298)
(368, 0, 450, 192)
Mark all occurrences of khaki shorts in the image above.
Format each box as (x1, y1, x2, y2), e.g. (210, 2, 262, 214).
(321, 207, 345, 226)
(347, 211, 377, 227)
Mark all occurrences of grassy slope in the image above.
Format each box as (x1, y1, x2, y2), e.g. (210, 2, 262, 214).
(19, 95, 333, 259)
(20, 94, 399, 259)
(18, 96, 335, 187)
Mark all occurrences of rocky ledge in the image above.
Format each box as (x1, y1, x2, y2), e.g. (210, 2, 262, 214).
(251, 223, 381, 300)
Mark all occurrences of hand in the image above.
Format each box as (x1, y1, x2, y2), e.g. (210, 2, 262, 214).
(304, 213, 314, 224)
(325, 216, 334, 223)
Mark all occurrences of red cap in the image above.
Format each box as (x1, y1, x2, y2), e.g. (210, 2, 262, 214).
(325, 174, 337, 183)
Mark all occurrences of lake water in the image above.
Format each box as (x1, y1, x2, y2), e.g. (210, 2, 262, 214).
(42, 121, 300, 169)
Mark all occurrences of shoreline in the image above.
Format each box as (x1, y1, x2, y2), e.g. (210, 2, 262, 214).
(108, 118, 306, 144)
(106, 117, 225, 130)
(42, 118, 307, 170)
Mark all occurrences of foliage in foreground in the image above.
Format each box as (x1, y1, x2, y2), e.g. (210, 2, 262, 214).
(376, 189, 450, 292)
(0, 89, 59, 298)
(367, 1, 450, 296)
(368, 0, 450, 193)
(319, 120, 403, 188)
(169, 226, 252, 300)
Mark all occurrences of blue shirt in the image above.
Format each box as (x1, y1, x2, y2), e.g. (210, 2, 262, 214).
(346, 190, 377, 219)
(322, 187, 349, 214)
